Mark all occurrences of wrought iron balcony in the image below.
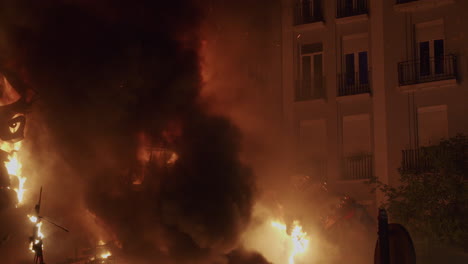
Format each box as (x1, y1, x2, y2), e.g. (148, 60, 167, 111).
(401, 148, 434, 173)
(294, 0, 323, 25)
(295, 79, 325, 101)
(400, 146, 451, 173)
(342, 153, 373, 180)
(337, 71, 371, 97)
(337, 0, 368, 18)
(398, 55, 457, 86)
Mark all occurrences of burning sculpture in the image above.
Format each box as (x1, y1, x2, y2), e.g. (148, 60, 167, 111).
(0, 73, 27, 207)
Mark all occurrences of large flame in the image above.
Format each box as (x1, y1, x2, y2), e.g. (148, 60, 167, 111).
(100, 251, 112, 259)
(1, 141, 27, 205)
(270, 220, 310, 264)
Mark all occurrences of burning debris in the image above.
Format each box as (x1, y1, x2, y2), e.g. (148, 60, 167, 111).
(29, 187, 69, 264)
(270, 220, 310, 264)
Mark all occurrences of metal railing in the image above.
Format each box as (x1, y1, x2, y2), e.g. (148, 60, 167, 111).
(401, 146, 451, 173)
(294, 0, 323, 25)
(295, 79, 325, 101)
(401, 148, 433, 173)
(396, 0, 417, 4)
(337, 0, 368, 18)
(337, 71, 371, 96)
(398, 55, 457, 86)
(342, 153, 373, 180)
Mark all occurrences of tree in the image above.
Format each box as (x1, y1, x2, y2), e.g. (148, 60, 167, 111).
(368, 134, 468, 249)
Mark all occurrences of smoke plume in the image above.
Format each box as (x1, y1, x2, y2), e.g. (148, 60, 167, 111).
(0, 0, 266, 263)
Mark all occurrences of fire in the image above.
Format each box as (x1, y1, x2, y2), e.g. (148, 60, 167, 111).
(1, 141, 27, 205)
(100, 251, 112, 259)
(28, 214, 45, 253)
(28, 215, 38, 223)
(37, 221, 44, 239)
(270, 220, 310, 264)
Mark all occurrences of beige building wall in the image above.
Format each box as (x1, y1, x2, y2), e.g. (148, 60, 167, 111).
(282, 0, 468, 210)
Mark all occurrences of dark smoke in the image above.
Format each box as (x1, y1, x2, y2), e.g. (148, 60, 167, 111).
(0, 0, 266, 263)
(225, 248, 272, 264)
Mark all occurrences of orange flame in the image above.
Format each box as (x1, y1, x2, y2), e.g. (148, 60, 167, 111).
(1, 141, 26, 205)
(100, 251, 112, 259)
(270, 220, 310, 264)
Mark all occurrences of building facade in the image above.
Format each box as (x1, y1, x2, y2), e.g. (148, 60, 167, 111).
(281, 0, 468, 210)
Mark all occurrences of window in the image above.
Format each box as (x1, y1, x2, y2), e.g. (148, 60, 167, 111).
(344, 51, 368, 85)
(301, 0, 321, 19)
(418, 105, 448, 146)
(298, 43, 323, 100)
(342, 34, 369, 89)
(295, 0, 323, 25)
(337, 0, 368, 18)
(418, 39, 444, 76)
(416, 19, 445, 78)
(359, 51, 369, 84)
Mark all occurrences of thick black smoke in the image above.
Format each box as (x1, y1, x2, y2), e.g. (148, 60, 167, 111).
(0, 0, 262, 263)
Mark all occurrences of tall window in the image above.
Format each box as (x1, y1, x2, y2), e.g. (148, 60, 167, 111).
(298, 43, 323, 99)
(301, 0, 321, 19)
(344, 51, 368, 85)
(416, 19, 445, 78)
(418, 39, 444, 76)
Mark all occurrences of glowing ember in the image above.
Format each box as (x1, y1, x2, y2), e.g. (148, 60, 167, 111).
(1, 141, 27, 205)
(270, 220, 310, 264)
(28, 215, 38, 223)
(37, 222, 44, 239)
(100, 251, 112, 259)
(167, 152, 179, 164)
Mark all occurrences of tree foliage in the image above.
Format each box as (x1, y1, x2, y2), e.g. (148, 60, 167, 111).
(368, 134, 468, 249)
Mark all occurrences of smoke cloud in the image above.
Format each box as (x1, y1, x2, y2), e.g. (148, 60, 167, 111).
(0, 0, 271, 263)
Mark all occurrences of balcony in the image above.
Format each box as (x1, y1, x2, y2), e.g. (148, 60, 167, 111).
(295, 79, 325, 102)
(401, 148, 435, 173)
(294, 0, 323, 26)
(336, 0, 368, 19)
(400, 146, 451, 173)
(398, 55, 457, 88)
(337, 71, 371, 97)
(394, 0, 455, 12)
(342, 153, 373, 180)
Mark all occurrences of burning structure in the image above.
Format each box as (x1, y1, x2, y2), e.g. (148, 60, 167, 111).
(0, 0, 410, 263)
(0, 0, 271, 263)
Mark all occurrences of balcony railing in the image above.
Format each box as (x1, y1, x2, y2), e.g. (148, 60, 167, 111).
(398, 55, 457, 86)
(295, 79, 325, 101)
(396, 0, 418, 4)
(294, 0, 323, 25)
(337, 0, 368, 18)
(342, 153, 373, 180)
(401, 146, 451, 173)
(337, 71, 371, 96)
(401, 148, 434, 173)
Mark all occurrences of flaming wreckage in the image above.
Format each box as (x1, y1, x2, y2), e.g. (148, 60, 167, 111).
(0, 73, 71, 264)
(0, 69, 416, 264)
